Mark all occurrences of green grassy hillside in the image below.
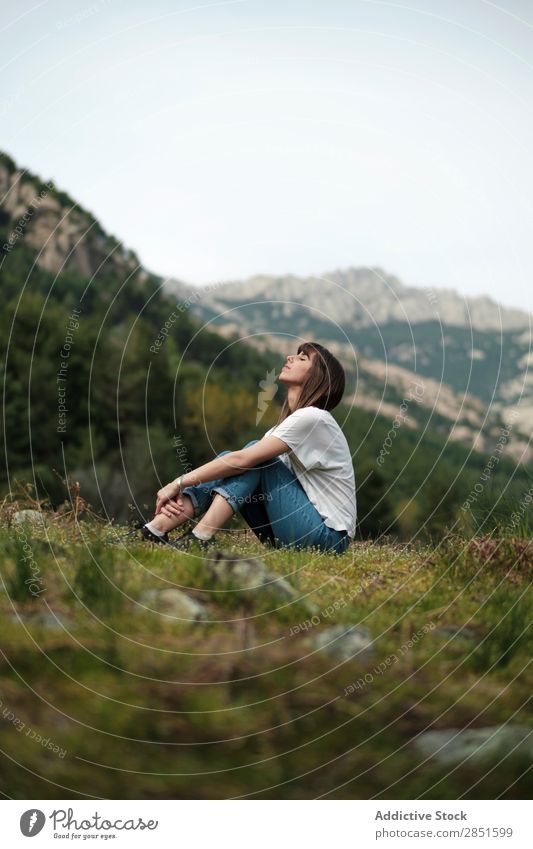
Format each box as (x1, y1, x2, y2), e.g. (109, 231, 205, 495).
(0, 511, 531, 800)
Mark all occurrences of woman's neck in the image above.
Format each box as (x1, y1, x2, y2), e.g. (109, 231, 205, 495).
(287, 385, 301, 412)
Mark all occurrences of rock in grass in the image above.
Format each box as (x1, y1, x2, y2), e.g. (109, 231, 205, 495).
(13, 509, 45, 526)
(205, 551, 297, 601)
(434, 625, 477, 642)
(311, 624, 374, 662)
(413, 725, 533, 765)
(138, 588, 208, 621)
(8, 611, 71, 631)
(32, 611, 70, 631)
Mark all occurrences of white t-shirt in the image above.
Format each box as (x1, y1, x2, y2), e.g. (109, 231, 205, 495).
(263, 406, 357, 538)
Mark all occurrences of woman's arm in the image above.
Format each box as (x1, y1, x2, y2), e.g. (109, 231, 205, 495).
(156, 436, 289, 514)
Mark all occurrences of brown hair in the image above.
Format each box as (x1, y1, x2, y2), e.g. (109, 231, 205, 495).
(277, 342, 346, 424)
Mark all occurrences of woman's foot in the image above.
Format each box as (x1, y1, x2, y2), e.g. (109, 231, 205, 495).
(140, 524, 170, 545)
(170, 529, 218, 552)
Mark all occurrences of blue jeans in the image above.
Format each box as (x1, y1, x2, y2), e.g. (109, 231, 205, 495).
(181, 440, 350, 555)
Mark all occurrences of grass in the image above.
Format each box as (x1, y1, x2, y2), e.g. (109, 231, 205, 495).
(0, 514, 531, 800)
(4, 533, 44, 603)
(72, 540, 126, 617)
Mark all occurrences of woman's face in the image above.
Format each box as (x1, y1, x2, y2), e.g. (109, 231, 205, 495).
(279, 349, 315, 386)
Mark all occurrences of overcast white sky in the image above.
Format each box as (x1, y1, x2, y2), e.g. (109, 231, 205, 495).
(2, 0, 533, 311)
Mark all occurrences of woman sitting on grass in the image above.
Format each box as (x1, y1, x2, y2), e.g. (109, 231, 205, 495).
(141, 342, 357, 555)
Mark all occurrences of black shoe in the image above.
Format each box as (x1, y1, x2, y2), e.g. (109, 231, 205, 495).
(140, 525, 170, 545)
(169, 529, 218, 552)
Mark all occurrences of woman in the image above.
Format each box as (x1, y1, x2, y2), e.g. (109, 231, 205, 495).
(141, 342, 357, 555)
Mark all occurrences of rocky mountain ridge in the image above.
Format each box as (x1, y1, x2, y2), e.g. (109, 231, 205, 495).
(0, 151, 141, 283)
(164, 275, 533, 459)
(165, 267, 531, 333)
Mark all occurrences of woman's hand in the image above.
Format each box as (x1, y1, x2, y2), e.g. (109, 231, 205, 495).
(155, 480, 181, 515)
(158, 495, 186, 519)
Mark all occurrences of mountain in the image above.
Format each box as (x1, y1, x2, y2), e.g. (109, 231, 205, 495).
(165, 267, 530, 332)
(164, 270, 533, 459)
(0, 151, 142, 283)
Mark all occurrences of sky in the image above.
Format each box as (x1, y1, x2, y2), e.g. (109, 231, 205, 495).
(2, 0, 533, 311)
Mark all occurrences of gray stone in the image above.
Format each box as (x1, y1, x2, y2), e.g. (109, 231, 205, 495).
(33, 612, 72, 630)
(8, 611, 70, 631)
(413, 725, 533, 765)
(138, 588, 208, 621)
(312, 624, 374, 662)
(434, 625, 477, 642)
(205, 552, 298, 601)
(33, 612, 69, 630)
(13, 509, 45, 526)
